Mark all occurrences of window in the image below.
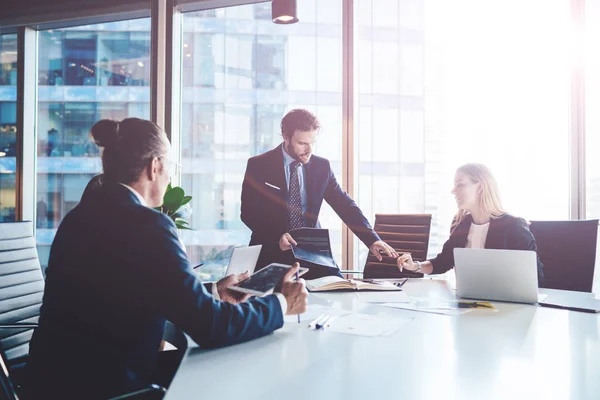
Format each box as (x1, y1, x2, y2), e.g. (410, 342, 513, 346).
(179, 1, 343, 280)
(0, 34, 17, 222)
(36, 19, 151, 270)
(354, 0, 571, 269)
(586, 0, 600, 219)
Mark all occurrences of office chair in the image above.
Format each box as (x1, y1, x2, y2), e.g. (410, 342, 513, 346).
(529, 219, 599, 292)
(362, 214, 432, 279)
(0, 221, 169, 399)
(0, 222, 44, 368)
(0, 339, 166, 399)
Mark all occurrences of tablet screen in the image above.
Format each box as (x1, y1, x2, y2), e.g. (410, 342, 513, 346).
(234, 264, 291, 294)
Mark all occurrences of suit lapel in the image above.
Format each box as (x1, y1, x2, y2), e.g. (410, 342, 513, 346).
(303, 158, 319, 227)
(485, 216, 503, 249)
(271, 144, 288, 201)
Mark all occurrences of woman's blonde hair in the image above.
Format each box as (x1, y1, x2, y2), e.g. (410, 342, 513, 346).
(451, 163, 506, 232)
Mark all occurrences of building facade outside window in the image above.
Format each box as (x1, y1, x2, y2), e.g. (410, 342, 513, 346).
(0, 34, 17, 222)
(36, 19, 151, 269)
(179, 1, 343, 280)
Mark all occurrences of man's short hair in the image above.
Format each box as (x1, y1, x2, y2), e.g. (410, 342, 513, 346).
(281, 109, 320, 138)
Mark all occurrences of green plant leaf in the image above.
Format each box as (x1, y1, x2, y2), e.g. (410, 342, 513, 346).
(176, 222, 193, 230)
(181, 196, 192, 206)
(175, 218, 189, 226)
(163, 186, 184, 213)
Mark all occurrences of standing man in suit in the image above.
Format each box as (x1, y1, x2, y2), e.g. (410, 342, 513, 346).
(241, 109, 398, 279)
(26, 118, 308, 399)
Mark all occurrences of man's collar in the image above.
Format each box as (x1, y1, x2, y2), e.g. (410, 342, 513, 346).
(118, 183, 148, 207)
(281, 144, 298, 166)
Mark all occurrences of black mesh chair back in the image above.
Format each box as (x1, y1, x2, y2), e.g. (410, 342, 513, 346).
(0, 222, 44, 363)
(529, 220, 599, 292)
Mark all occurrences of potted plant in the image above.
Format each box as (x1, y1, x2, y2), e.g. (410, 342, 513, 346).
(155, 183, 193, 230)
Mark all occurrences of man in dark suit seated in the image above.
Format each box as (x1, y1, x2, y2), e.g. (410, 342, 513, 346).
(25, 118, 308, 400)
(241, 109, 398, 280)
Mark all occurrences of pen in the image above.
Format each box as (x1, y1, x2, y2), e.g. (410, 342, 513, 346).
(395, 278, 408, 288)
(296, 270, 300, 323)
(324, 316, 337, 328)
(315, 315, 332, 330)
(308, 314, 327, 329)
(538, 303, 599, 314)
(193, 263, 204, 270)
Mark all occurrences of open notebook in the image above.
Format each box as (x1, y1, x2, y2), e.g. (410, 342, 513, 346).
(306, 276, 402, 292)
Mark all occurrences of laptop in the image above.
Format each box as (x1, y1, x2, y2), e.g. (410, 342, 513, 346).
(453, 248, 539, 304)
(224, 245, 262, 277)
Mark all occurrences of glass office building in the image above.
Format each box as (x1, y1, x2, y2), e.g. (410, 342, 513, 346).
(29, 3, 436, 274)
(0, 34, 17, 223)
(35, 20, 152, 265)
(2, 0, 585, 278)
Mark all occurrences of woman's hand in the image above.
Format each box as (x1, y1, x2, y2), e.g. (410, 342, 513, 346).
(397, 253, 418, 272)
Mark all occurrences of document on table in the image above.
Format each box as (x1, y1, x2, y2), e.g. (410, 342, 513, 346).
(355, 291, 413, 303)
(283, 303, 350, 324)
(326, 313, 412, 337)
(382, 303, 472, 316)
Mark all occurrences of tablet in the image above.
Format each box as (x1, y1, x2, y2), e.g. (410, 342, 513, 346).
(225, 245, 262, 276)
(228, 263, 309, 297)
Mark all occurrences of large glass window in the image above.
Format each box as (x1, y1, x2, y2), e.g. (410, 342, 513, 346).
(586, 0, 600, 219)
(36, 19, 151, 270)
(354, 0, 571, 269)
(0, 34, 17, 222)
(180, 1, 343, 280)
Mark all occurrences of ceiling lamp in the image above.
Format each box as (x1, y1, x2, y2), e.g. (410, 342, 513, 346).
(272, 0, 299, 24)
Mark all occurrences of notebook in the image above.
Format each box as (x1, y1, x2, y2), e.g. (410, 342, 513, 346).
(306, 276, 402, 292)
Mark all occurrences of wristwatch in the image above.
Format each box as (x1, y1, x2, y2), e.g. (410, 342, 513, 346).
(414, 261, 422, 272)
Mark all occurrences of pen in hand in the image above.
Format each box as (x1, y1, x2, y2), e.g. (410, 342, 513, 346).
(296, 270, 300, 323)
(193, 263, 204, 270)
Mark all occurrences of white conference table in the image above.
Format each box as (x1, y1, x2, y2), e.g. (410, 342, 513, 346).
(164, 278, 600, 400)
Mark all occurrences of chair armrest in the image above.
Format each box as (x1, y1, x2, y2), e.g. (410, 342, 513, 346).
(0, 323, 39, 329)
(108, 384, 166, 400)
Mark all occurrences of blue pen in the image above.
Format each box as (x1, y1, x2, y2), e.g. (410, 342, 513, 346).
(296, 270, 300, 323)
(315, 315, 332, 330)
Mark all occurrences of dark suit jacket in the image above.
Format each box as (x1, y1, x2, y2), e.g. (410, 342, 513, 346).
(430, 214, 545, 287)
(241, 144, 379, 275)
(27, 181, 284, 399)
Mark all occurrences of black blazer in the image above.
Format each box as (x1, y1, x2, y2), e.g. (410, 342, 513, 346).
(241, 144, 379, 271)
(27, 181, 284, 399)
(430, 214, 544, 287)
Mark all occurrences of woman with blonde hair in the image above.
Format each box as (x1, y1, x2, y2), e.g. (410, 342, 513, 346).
(397, 163, 544, 286)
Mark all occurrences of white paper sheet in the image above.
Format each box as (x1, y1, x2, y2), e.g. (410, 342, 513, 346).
(355, 291, 413, 304)
(326, 313, 412, 336)
(283, 303, 350, 324)
(382, 303, 472, 316)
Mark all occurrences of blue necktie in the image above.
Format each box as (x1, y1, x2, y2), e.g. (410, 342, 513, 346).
(288, 161, 303, 230)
